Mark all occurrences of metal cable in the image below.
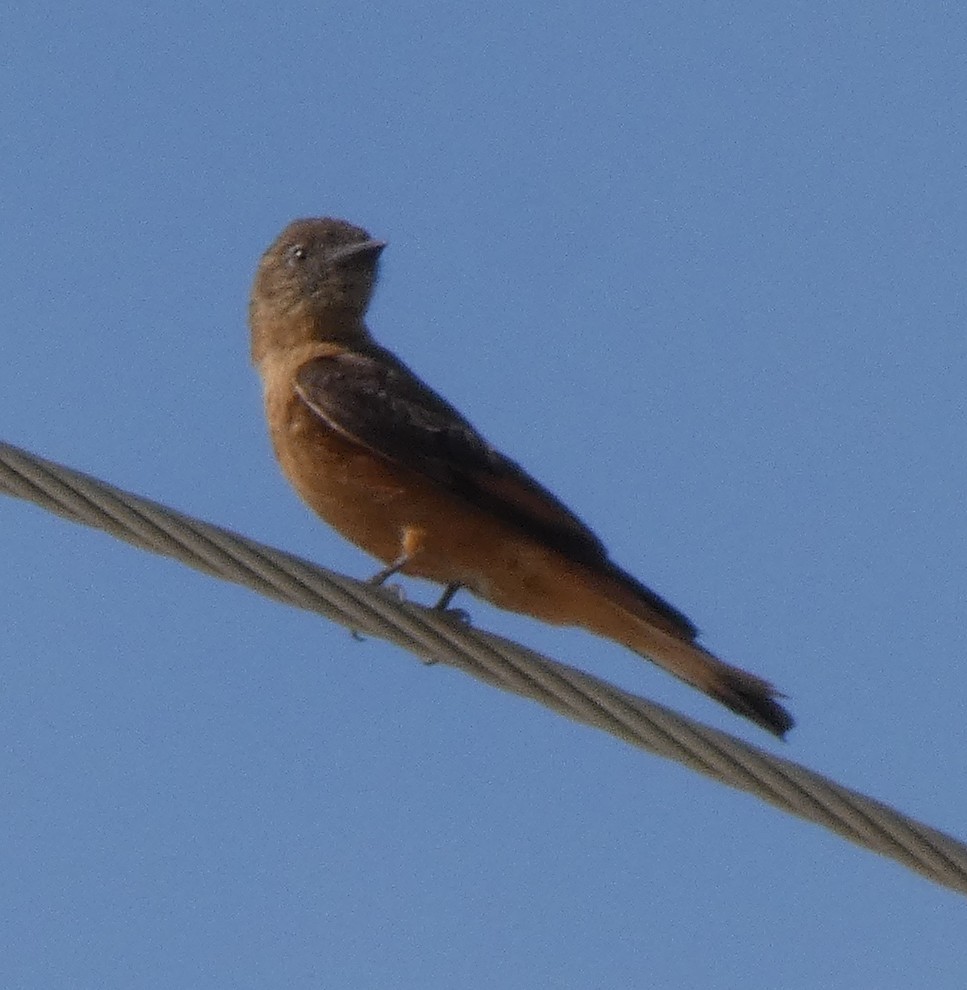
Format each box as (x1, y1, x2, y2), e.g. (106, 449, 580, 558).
(2, 438, 965, 897)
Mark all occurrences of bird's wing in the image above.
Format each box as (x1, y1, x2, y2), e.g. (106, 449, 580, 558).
(295, 348, 697, 639)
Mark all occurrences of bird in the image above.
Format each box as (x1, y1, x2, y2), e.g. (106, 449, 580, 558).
(249, 217, 793, 737)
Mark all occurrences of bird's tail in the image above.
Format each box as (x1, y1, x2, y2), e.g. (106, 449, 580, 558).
(577, 574, 794, 737)
(628, 624, 793, 737)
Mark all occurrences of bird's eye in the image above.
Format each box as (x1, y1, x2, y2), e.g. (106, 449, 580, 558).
(286, 244, 308, 265)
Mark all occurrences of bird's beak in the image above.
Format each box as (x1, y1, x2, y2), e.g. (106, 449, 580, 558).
(328, 239, 387, 265)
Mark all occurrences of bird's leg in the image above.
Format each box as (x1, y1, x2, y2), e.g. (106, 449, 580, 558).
(433, 583, 462, 610)
(368, 555, 409, 586)
(366, 531, 470, 639)
(352, 528, 426, 641)
(368, 526, 426, 586)
(432, 583, 471, 632)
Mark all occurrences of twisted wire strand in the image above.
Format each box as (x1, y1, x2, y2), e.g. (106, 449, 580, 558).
(2, 438, 965, 896)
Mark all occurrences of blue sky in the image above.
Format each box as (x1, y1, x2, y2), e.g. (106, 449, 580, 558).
(2, 2, 966, 987)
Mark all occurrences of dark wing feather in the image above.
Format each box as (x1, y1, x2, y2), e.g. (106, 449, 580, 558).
(295, 349, 697, 639)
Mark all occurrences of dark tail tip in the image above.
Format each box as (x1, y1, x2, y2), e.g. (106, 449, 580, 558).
(715, 681, 795, 738)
